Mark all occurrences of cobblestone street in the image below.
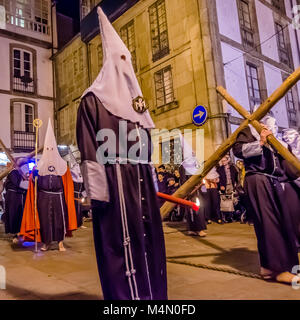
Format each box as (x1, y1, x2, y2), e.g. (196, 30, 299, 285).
(1, 220, 300, 300)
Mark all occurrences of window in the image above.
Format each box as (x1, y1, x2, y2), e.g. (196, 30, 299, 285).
(0, 0, 50, 35)
(149, 0, 169, 62)
(271, 0, 285, 13)
(58, 106, 69, 137)
(12, 48, 34, 93)
(275, 23, 290, 66)
(97, 43, 103, 70)
(154, 66, 174, 107)
(283, 75, 298, 127)
(246, 63, 261, 111)
(238, 0, 254, 47)
(81, 0, 95, 20)
(120, 20, 137, 72)
(12, 101, 35, 150)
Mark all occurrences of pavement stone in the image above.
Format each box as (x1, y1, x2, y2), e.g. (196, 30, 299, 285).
(0, 220, 300, 300)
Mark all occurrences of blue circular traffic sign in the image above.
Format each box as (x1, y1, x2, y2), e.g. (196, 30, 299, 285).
(192, 105, 208, 126)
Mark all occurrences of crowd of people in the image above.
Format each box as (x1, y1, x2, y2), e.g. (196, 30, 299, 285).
(155, 154, 248, 232)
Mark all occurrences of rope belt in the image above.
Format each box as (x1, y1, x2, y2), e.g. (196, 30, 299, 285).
(40, 190, 63, 195)
(7, 189, 26, 194)
(116, 162, 140, 300)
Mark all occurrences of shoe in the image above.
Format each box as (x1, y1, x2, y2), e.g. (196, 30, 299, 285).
(207, 220, 212, 224)
(41, 244, 49, 251)
(199, 231, 207, 237)
(187, 231, 199, 236)
(80, 225, 87, 229)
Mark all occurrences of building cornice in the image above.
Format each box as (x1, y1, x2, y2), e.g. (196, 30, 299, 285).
(220, 34, 293, 74)
(0, 89, 53, 101)
(0, 29, 52, 49)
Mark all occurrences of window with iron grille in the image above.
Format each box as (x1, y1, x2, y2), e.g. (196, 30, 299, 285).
(97, 43, 103, 70)
(283, 74, 298, 127)
(149, 0, 169, 62)
(0, 0, 50, 35)
(271, 0, 285, 13)
(275, 23, 290, 66)
(120, 20, 137, 72)
(154, 66, 174, 107)
(238, 0, 254, 47)
(246, 63, 262, 111)
(12, 101, 35, 150)
(12, 48, 34, 93)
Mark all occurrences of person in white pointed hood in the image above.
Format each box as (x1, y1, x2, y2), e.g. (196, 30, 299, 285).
(76, 7, 167, 300)
(20, 119, 77, 252)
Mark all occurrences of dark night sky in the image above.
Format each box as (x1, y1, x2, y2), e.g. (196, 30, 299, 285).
(56, 0, 80, 21)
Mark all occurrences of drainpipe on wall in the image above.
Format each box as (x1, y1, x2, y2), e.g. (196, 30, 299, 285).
(51, 0, 58, 138)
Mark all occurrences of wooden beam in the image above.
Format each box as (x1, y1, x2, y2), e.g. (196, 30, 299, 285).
(217, 86, 300, 175)
(160, 66, 300, 218)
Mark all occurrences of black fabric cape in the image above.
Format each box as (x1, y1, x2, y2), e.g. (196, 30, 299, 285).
(76, 92, 167, 300)
(3, 170, 27, 234)
(233, 126, 299, 274)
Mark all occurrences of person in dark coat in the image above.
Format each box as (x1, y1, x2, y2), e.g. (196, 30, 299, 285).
(157, 172, 167, 208)
(282, 128, 300, 248)
(203, 168, 222, 224)
(76, 7, 167, 300)
(233, 120, 300, 285)
(186, 187, 207, 237)
(3, 160, 29, 243)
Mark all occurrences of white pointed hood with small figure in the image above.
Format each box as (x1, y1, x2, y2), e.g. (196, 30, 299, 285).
(81, 7, 155, 129)
(37, 119, 67, 176)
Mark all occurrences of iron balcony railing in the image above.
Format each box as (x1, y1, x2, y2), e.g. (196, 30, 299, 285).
(13, 131, 35, 151)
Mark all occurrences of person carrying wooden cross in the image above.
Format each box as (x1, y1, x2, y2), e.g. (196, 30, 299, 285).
(233, 113, 300, 284)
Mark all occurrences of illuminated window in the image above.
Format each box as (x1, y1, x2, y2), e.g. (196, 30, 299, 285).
(0, 0, 49, 35)
(238, 0, 254, 47)
(283, 74, 298, 127)
(12, 101, 35, 150)
(81, 0, 95, 20)
(154, 66, 174, 107)
(149, 0, 169, 62)
(12, 48, 34, 93)
(120, 20, 137, 72)
(246, 63, 261, 111)
(275, 22, 290, 66)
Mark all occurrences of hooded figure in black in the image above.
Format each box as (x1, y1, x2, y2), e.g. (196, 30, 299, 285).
(3, 159, 29, 240)
(76, 7, 167, 300)
(233, 118, 300, 284)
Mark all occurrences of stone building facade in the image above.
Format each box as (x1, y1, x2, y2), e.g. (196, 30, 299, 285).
(0, 0, 57, 156)
(53, 0, 228, 162)
(53, 0, 300, 163)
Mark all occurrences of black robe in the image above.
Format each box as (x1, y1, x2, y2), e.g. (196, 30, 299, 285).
(73, 181, 84, 228)
(186, 191, 206, 232)
(76, 92, 167, 300)
(3, 170, 27, 234)
(233, 126, 299, 274)
(37, 175, 68, 244)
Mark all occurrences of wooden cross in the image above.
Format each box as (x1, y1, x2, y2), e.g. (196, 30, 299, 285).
(0, 141, 43, 181)
(160, 66, 300, 218)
